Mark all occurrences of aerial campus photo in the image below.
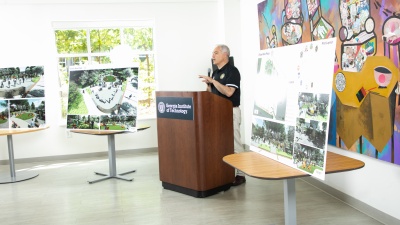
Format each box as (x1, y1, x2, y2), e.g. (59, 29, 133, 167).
(0, 66, 46, 129)
(66, 65, 138, 130)
(0, 66, 45, 99)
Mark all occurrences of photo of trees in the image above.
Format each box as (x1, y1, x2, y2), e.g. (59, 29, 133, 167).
(66, 64, 139, 131)
(0, 100, 9, 128)
(0, 65, 46, 129)
(67, 115, 100, 130)
(9, 99, 46, 129)
(251, 117, 295, 159)
(298, 92, 329, 121)
(295, 118, 327, 149)
(0, 66, 44, 99)
(100, 115, 136, 130)
(293, 143, 324, 175)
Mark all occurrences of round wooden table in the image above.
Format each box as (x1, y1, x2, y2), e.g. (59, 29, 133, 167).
(0, 126, 49, 184)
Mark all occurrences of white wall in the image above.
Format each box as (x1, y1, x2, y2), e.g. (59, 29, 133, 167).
(238, 0, 400, 220)
(0, 1, 218, 160)
(221, 0, 242, 83)
(2, 0, 399, 221)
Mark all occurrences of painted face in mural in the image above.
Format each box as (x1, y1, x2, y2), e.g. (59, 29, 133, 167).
(212, 46, 229, 69)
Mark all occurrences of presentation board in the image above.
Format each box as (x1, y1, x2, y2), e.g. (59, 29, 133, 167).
(250, 38, 336, 180)
(66, 64, 139, 131)
(0, 66, 46, 129)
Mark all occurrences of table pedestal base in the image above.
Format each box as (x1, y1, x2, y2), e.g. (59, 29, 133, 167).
(87, 134, 135, 184)
(0, 134, 39, 184)
(88, 170, 136, 184)
(0, 171, 39, 184)
(284, 178, 296, 225)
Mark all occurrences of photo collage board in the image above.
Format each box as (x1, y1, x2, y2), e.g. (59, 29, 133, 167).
(0, 65, 46, 129)
(250, 38, 336, 180)
(66, 64, 139, 131)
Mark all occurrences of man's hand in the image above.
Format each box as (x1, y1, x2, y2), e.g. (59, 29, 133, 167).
(198, 75, 213, 85)
(199, 75, 235, 97)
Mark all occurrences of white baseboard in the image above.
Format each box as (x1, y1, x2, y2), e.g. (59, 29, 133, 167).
(302, 177, 399, 225)
(0, 147, 158, 165)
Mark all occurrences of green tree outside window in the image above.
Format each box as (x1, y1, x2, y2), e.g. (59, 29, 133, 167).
(54, 25, 156, 120)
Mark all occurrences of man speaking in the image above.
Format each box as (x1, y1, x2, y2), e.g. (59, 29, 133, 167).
(198, 44, 246, 186)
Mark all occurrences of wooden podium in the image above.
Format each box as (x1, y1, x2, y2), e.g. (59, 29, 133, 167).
(156, 91, 235, 197)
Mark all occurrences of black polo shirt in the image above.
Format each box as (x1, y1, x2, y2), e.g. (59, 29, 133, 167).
(210, 62, 241, 107)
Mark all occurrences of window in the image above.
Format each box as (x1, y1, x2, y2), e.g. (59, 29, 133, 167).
(53, 21, 156, 121)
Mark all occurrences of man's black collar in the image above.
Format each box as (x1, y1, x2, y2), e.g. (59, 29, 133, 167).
(217, 62, 229, 72)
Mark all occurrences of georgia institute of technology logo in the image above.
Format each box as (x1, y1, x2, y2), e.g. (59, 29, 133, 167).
(158, 102, 166, 113)
(220, 73, 225, 79)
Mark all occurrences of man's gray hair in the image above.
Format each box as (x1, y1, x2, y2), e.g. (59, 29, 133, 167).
(217, 44, 230, 57)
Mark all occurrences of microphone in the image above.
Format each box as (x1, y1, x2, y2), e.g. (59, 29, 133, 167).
(208, 68, 211, 77)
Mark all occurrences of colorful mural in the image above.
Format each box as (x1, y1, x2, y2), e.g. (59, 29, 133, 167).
(258, 0, 400, 165)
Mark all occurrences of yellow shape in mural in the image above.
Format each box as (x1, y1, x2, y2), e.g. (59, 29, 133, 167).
(333, 56, 398, 152)
(333, 56, 398, 108)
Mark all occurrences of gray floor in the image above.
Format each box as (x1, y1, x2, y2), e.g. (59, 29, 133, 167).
(0, 151, 383, 225)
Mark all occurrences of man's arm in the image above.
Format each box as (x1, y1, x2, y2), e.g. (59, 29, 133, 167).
(199, 75, 235, 96)
(210, 79, 235, 97)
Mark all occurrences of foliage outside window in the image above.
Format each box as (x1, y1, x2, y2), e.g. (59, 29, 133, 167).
(54, 25, 156, 121)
